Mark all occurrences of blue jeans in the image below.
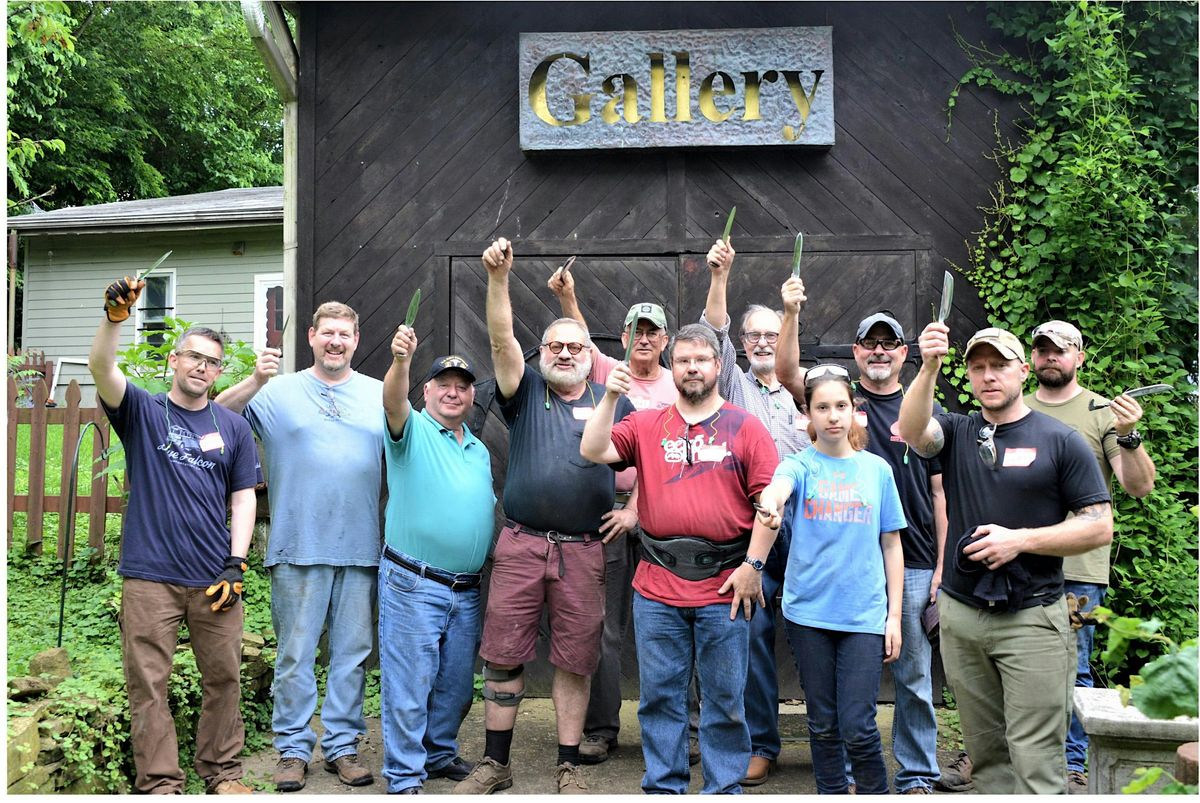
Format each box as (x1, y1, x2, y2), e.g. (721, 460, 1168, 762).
(1064, 582, 1104, 772)
(270, 564, 376, 762)
(745, 514, 790, 761)
(891, 568, 940, 791)
(787, 621, 889, 794)
(378, 556, 481, 793)
(634, 592, 749, 794)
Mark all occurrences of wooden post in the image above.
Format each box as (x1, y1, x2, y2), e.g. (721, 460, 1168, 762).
(6, 376, 17, 548)
(25, 378, 49, 554)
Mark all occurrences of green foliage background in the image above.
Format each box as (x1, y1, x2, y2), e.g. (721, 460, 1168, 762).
(951, 0, 1198, 677)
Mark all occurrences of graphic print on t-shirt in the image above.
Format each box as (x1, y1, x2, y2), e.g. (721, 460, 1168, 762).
(158, 423, 217, 470)
(803, 467, 873, 524)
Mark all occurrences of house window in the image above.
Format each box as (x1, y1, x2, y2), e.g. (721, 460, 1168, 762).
(254, 273, 286, 352)
(136, 271, 176, 346)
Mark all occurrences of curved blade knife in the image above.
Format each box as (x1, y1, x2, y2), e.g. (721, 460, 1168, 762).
(791, 232, 804, 278)
(1087, 384, 1173, 410)
(403, 288, 422, 328)
(937, 271, 954, 323)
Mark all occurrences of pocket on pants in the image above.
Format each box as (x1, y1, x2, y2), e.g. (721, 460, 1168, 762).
(384, 564, 421, 594)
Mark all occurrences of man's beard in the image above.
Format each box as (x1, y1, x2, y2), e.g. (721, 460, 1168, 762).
(977, 384, 1023, 413)
(748, 354, 775, 375)
(539, 352, 591, 390)
(1035, 364, 1075, 389)
(679, 375, 717, 404)
(862, 359, 895, 382)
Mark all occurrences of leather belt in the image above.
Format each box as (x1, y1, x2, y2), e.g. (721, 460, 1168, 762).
(383, 546, 481, 591)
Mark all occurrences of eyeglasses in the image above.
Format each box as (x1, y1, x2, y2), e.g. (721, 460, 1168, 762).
(857, 337, 904, 351)
(673, 356, 715, 369)
(318, 386, 341, 421)
(976, 422, 998, 469)
(804, 363, 851, 386)
(175, 350, 224, 371)
(741, 331, 780, 345)
(542, 341, 586, 355)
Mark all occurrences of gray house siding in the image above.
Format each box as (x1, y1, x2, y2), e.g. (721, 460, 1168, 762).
(20, 226, 282, 404)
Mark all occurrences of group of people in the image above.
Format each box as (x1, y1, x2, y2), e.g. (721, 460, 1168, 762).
(91, 230, 1155, 795)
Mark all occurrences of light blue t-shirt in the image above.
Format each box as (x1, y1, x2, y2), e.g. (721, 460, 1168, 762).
(384, 408, 496, 574)
(244, 369, 385, 567)
(777, 448, 907, 635)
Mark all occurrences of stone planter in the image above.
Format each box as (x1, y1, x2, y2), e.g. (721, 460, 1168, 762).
(1075, 687, 1200, 794)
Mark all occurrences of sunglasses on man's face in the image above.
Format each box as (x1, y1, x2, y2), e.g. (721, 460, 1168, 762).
(542, 341, 586, 355)
(857, 337, 904, 351)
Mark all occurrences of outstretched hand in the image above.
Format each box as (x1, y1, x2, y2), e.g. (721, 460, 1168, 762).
(104, 277, 145, 323)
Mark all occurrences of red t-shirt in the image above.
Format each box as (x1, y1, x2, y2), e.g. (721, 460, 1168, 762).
(610, 402, 779, 606)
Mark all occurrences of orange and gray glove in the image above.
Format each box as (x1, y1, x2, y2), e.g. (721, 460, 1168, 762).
(103, 276, 144, 323)
(1066, 592, 1093, 630)
(205, 555, 248, 612)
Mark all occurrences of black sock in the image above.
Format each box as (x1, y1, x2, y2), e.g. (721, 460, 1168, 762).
(558, 744, 581, 766)
(484, 729, 514, 765)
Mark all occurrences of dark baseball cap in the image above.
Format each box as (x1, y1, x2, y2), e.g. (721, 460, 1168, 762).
(426, 354, 476, 383)
(856, 312, 905, 342)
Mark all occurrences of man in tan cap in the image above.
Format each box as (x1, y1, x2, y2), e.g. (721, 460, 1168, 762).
(898, 321, 1113, 794)
(1026, 319, 1156, 793)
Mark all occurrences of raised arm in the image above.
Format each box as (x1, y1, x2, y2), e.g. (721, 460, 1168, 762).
(483, 237, 524, 399)
(88, 276, 143, 409)
(898, 321, 948, 458)
(383, 325, 417, 439)
(776, 275, 808, 403)
(215, 347, 279, 414)
(580, 361, 632, 465)
(548, 265, 588, 329)
(703, 239, 735, 331)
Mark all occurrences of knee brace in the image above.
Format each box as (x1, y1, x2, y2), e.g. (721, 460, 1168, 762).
(481, 663, 525, 707)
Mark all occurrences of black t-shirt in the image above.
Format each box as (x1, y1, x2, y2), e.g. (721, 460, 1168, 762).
(858, 386, 942, 569)
(498, 364, 634, 533)
(933, 409, 1110, 610)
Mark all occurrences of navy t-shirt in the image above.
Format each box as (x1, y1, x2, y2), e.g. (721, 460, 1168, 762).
(498, 364, 634, 533)
(933, 409, 1110, 609)
(104, 383, 261, 587)
(858, 386, 942, 569)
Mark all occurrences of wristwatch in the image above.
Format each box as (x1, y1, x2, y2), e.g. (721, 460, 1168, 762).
(743, 556, 765, 571)
(1116, 430, 1143, 450)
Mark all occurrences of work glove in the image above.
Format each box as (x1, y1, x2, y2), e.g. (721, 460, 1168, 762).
(205, 555, 248, 613)
(104, 276, 143, 323)
(1066, 592, 1093, 630)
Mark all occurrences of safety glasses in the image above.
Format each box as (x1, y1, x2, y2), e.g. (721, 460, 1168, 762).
(804, 363, 851, 386)
(976, 422, 998, 469)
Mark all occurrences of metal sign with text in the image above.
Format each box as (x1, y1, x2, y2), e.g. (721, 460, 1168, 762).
(519, 27, 834, 151)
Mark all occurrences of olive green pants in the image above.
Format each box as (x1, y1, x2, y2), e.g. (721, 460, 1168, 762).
(939, 593, 1075, 794)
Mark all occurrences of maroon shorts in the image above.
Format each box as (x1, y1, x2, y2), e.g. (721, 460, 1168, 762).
(479, 523, 606, 677)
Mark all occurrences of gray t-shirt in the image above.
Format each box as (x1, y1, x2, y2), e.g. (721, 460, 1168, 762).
(245, 369, 385, 567)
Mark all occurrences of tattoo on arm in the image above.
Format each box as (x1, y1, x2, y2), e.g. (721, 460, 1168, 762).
(913, 421, 945, 458)
(1073, 502, 1111, 522)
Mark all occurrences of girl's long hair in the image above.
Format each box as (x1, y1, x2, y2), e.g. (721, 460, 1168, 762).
(804, 376, 869, 451)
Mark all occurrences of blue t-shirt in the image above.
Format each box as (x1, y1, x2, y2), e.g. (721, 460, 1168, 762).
(384, 408, 496, 574)
(778, 448, 907, 635)
(244, 370, 385, 567)
(497, 365, 634, 533)
(105, 383, 260, 587)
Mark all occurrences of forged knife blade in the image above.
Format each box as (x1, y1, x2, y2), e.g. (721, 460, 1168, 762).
(721, 206, 737, 244)
(791, 232, 804, 278)
(937, 271, 954, 323)
(403, 288, 422, 328)
(623, 320, 636, 363)
(1087, 384, 1173, 410)
(109, 250, 172, 307)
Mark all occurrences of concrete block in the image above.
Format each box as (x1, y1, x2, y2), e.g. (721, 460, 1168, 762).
(1076, 687, 1200, 794)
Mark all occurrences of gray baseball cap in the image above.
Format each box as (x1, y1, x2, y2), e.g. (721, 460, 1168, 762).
(856, 312, 905, 342)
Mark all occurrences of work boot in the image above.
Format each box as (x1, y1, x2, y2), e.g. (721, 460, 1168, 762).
(1067, 769, 1088, 794)
(742, 756, 775, 786)
(325, 753, 374, 787)
(556, 762, 590, 793)
(578, 734, 616, 765)
(427, 756, 472, 781)
(453, 757, 513, 794)
(210, 779, 253, 794)
(273, 757, 308, 792)
(688, 736, 701, 766)
(935, 752, 974, 792)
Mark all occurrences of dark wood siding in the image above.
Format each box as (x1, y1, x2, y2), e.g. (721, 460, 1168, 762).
(298, 1, 1016, 697)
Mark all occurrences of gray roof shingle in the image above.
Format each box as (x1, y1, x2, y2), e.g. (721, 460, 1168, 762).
(8, 187, 283, 233)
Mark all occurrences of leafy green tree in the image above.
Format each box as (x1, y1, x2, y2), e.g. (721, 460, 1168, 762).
(7, 1, 283, 212)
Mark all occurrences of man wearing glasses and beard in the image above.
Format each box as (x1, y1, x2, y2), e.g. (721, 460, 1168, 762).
(453, 238, 634, 795)
(898, 322, 1112, 795)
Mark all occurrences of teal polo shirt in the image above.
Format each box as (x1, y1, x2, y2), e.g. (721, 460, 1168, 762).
(383, 408, 496, 573)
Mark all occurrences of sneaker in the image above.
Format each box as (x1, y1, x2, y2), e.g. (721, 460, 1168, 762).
(324, 753, 374, 787)
(273, 757, 307, 793)
(935, 752, 974, 792)
(556, 762, 590, 794)
(427, 756, 472, 782)
(742, 756, 775, 786)
(210, 779, 253, 794)
(578, 734, 616, 765)
(1067, 769, 1088, 794)
(688, 736, 701, 766)
(453, 757, 513, 794)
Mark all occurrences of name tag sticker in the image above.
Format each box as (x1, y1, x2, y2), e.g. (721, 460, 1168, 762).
(696, 444, 729, 462)
(572, 406, 595, 421)
(198, 432, 226, 453)
(1002, 447, 1037, 467)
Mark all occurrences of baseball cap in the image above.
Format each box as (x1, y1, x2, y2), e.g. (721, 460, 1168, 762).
(427, 354, 476, 383)
(855, 312, 905, 342)
(1031, 320, 1083, 350)
(623, 302, 668, 330)
(964, 328, 1025, 362)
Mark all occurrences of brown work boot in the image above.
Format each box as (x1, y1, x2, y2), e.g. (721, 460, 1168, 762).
(1067, 769, 1088, 794)
(578, 734, 616, 765)
(209, 778, 253, 794)
(324, 753, 374, 787)
(556, 762, 590, 793)
(688, 736, 701, 766)
(273, 757, 307, 792)
(935, 752, 974, 792)
(742, 755, 775, 786)
(453, 757, 513, 794)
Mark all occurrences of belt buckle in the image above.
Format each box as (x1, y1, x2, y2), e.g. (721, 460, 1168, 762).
(545, 530, 559, 544)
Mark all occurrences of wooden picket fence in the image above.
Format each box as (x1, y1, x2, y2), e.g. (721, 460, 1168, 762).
(7, 376, 124, 560)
